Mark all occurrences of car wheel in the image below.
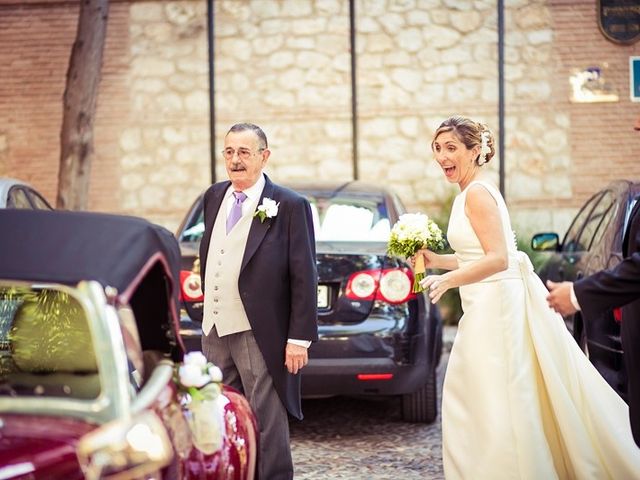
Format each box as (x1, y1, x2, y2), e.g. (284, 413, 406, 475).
(401, 365, 437, 423)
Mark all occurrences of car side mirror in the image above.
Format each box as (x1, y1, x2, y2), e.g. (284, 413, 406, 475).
(531, 232, 560, 252)
(77, 411, 173, 480)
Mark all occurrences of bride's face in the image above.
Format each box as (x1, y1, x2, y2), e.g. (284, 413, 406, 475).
(432, 131, 479, 186)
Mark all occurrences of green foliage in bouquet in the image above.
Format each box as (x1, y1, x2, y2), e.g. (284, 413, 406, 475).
(387, 213, 446, 256)
(387, 213, 446, 292)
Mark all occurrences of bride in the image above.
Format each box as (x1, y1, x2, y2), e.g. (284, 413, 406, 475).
(415, 115, 640, 479)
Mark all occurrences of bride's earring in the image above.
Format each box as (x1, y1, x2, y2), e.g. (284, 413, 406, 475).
(471, 147, 480, 165)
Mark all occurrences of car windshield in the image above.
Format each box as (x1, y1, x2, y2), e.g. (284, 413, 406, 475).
(179, 191, 391, 243)
(305, 192, 391, 241)
(0, 285, 101, 400)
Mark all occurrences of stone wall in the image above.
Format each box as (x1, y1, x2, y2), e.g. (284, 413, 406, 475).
(1, 0, 639, 237)
(211, 0, 574, 237)
(214, 0, 353, 184)
(123, 1, 211, 227)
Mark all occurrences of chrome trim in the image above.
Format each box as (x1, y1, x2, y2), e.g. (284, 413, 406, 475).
(131, 362, 174, 414)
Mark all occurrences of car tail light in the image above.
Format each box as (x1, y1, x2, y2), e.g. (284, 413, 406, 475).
(379, 268, 413, 304)
(180, 270, 203, 302)
(345, 268, 415, 304)
(346, 271, 379, 300)
(614, 307, 622, 323)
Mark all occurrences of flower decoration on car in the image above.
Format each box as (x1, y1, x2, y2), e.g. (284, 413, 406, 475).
(175, 351, 225, 454)
(254, 197, 279, 223)
(175, 351, 222, 403)
(387, 213, 445, 293)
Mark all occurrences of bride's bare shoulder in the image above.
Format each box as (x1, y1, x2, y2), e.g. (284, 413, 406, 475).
(465, 182, 499, 207)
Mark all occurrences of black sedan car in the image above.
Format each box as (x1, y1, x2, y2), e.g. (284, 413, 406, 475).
(177, 181, 443, 423)
(532, 179, 640, 399)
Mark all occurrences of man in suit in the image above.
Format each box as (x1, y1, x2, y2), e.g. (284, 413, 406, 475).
(199, 123, 318, 479)
(546, 165, 640, 444)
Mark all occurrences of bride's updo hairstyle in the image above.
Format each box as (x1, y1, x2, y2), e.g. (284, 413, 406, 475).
(432, 115, 495, 166)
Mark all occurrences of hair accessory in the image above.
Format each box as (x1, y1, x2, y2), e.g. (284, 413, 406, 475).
(478, 131, 491, 166)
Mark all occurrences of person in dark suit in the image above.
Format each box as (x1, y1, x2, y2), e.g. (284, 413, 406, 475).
(547, 182, 640, 446)
(199, 123, 318, 479)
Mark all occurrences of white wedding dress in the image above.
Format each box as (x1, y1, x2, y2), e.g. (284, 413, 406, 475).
(442, 180, 640, 479)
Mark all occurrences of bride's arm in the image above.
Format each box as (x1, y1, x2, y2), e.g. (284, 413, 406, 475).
(435, 185, 508, 290)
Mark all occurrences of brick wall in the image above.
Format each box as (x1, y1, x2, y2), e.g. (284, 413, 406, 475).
(0, 0, 129, 212)
(550, 0, 640, 207)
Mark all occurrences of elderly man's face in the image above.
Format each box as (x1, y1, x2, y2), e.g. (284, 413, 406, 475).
(223, 130, 270, 191)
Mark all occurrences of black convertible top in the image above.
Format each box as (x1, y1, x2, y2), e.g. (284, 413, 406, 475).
(0, 209, 184, 356)
(0, 209, 179, 294)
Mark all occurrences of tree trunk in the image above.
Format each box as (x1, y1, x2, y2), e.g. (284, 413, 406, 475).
(56, 0, 109, 210)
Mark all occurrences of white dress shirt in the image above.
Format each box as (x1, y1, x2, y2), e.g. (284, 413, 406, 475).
(223, 173, 266, 219)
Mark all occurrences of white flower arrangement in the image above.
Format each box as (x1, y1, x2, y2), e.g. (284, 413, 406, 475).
(175, 351, 222, 402)
(478, 131, 491, 166)
(175, 352, 224, 454)
(387, 213, 445, 292)
(254, 197, 279, 223)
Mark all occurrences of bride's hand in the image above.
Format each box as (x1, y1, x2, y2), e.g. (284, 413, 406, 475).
(410, 249, 436, 269)
(419, 273, 451, 304)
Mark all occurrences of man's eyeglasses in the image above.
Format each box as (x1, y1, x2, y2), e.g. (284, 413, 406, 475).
(221, 147, 265, 160)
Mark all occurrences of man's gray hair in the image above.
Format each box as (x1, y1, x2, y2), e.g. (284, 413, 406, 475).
(227, 123, 268, 149)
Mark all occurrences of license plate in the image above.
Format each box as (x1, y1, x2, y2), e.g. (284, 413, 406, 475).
(317, 285, 329, 308)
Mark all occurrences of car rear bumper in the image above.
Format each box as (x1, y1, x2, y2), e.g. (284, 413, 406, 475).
(181, 300, 442, 400)
(301, 356, 429, 397)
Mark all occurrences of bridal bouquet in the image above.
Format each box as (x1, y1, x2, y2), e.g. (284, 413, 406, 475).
(175, 352, 224, 454)
(387, 213, 445, 293)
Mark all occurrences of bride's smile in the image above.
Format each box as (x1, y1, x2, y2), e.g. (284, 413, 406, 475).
(431, 130, 480, 189)
(442, 165, 456, 178)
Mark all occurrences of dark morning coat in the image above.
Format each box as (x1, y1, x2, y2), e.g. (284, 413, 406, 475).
(574, 199, 640, 445)
(199, 175, 318, 420)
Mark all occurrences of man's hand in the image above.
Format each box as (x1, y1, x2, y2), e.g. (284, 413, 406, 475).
(546, 280, 578, 316)
(285, 343, 308, 374)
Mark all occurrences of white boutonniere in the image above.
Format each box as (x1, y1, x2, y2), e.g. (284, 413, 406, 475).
(254, 197, 279, 223)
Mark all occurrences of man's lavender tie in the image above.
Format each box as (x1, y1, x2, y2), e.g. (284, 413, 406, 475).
(226, 191, 247, 233)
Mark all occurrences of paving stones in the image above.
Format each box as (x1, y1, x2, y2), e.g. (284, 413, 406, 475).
(291, 350, 451, 479)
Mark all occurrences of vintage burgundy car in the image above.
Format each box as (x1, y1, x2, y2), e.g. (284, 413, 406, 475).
(0, 209, 257, 479)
